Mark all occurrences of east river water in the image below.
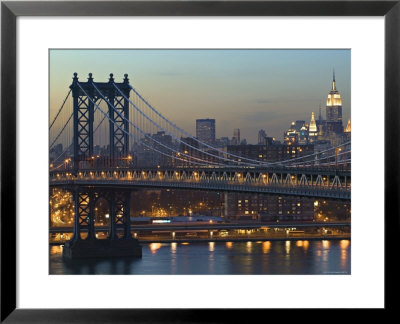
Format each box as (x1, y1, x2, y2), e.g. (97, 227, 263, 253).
(49, 239, 350, 275)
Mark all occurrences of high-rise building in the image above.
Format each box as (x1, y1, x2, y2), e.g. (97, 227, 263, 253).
(196, 119, 216, 145)
(295, 120, 306, 132)
(326, 71, 344, 134)
(344, 119, 351, 141)
(284, 122, 298, 144)
(309, 112, 318, 142)
(345, 119, 351, 133)
(232, 128, 240, 145)
(258, 129, 267, 145)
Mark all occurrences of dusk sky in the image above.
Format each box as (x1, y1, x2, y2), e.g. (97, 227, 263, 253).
(50, 49, 350, 143)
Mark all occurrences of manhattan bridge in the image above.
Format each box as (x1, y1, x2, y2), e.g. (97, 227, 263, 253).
(49, 73, 350, 257)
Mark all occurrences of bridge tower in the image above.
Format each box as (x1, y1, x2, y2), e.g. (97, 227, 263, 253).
(70, 72, 131, 169)
(63, 73, 141, 259)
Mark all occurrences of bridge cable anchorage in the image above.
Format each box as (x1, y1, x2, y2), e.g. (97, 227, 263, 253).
(127, 84, 350, 167)
(77, 82, 220, 167)
(90, 83, 225, 166)
(49, 89, 72, 130)
(113, 83, 263, 167)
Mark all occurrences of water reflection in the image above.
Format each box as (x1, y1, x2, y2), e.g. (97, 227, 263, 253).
(303, 240, 309, 250)
(322, 240, 331, 249)
(171, 242, 177, 253)
(340, 240, 350, 269)
(149, 243, 162, 254)
(246, 241, 252, 253)
(50, 240, 351, 275)
(262, 241, 271, 254)
(50, 245, 63, 254)
(209, 242, 215, 252)
(340, 240, 350, 249)
(285, 241, 291, 254)
(208, 242, 215, 272)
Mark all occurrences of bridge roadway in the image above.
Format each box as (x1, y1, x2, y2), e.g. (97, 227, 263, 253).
(50, 221, 351, 233)
(50, 166, 351, 200)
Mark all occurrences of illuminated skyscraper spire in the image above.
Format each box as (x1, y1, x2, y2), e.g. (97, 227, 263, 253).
(326, 70, 342, 108)
(309, 112, 317, 132)
(345, 119, 351, 132)
(325, 71, 344, 134)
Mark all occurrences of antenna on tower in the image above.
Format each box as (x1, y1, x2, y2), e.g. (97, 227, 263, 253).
(331, 68, 337, 91)
(319, 101, 322, 120)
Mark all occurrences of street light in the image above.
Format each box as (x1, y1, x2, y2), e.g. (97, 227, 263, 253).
(335, 148, 342, 167)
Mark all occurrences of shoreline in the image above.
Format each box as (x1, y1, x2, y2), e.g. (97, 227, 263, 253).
(50, 235, 350, 246)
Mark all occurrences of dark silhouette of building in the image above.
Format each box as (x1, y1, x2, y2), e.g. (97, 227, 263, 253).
(196, 119, 216, 145)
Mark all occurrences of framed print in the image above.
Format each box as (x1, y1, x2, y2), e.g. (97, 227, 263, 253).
(1, 0, 398, 322)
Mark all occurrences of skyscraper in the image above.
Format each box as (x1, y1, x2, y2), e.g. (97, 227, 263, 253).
(196, 119, 216, 145)
(258, 129, 267, 144)
(326, 71, 344, 134)
(308, 112, 318, 142)
(232, 128, 240, 145)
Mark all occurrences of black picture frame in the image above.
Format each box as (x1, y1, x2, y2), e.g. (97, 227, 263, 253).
(1, 0, 398, 322)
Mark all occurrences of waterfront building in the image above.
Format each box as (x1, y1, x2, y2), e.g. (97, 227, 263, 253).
(226, 193, 314, 222)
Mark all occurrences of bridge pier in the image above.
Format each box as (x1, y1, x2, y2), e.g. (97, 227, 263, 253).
(63, 239, 142, 259)
(63, 187, 141, 259)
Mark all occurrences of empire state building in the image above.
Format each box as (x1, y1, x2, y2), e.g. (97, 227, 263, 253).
(326, 71, 344, 134)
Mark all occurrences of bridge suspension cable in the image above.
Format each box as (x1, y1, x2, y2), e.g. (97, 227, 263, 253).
(79, 83, 223, 167)
(91, 83, 226, 166)
(49, 112, 73, 150)
(49, 89, 71, 130)
(275, 141, 351, 166)
(287, 150, 351, 167)
(128, 83, 351, 167)
(113, 83, 263, 167)
(50, 75, 351, 170)
(128, 84, 280, 166)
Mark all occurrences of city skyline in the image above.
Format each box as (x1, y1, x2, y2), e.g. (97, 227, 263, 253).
(50, 49, 351, 143)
